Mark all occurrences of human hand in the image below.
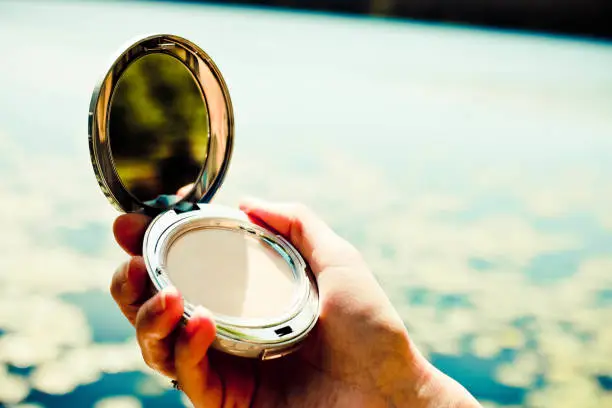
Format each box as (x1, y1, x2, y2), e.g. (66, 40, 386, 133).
(110, 199, 482, 408)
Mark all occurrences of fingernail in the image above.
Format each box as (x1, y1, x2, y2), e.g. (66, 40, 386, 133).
(185, 306, 212, 337)
(193, 306, 211, 319)
(159, 286, 178, 311)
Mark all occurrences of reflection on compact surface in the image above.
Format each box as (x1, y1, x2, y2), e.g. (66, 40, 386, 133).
(89, 34, 319, 359)
(109, 53, 209, 204)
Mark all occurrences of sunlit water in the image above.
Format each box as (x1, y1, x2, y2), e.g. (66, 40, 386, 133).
(1, 1, 612, 407)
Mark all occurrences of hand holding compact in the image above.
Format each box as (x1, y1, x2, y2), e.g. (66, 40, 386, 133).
(111, 200, 482, 408)
(96, 33, 481, 408)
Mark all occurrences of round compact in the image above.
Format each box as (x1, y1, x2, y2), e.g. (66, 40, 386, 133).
(88, 34, 319, 359)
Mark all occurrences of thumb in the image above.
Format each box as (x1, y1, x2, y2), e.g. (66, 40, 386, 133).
(239, 198, 361, 275)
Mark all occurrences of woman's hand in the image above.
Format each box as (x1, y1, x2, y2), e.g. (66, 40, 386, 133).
(110, 199, 482, 408)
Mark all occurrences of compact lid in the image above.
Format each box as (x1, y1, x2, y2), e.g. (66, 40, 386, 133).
(88, 34, 234, 215)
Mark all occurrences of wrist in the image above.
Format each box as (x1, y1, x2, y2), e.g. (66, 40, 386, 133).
(384, 328, 481, 408)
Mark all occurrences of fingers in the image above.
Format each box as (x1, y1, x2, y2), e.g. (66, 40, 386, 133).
(135, 287, 184, 377)
(239, 198, 361, 274)
(110, 256, 151, 325)
(208, 351, 257, 407)
(113, 213, 151, 256)
(174, 307, 223, 406)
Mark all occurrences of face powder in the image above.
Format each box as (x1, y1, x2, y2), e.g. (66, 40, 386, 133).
(165, 227, 297, 319)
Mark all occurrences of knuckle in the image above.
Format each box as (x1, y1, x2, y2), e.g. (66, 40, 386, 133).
(290, 202, 312, 218)
(141, 349, 162, 372)
(138, 339, 174, 377)
(285, 202, 312, 233)
(134, 303, 156, 333)
(339, 242, 363, 262)
(109, 281, 121, 302)
(109, 262, 128, 300)
(323, 234, 363, 265)
(134, 298, 169, 341)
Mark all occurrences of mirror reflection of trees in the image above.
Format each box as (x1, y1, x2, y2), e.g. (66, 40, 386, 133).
(109, 53, 209, 203)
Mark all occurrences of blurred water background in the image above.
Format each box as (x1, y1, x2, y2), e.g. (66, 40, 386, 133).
(0, 0, 611, 407)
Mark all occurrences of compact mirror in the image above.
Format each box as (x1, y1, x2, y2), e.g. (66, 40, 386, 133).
(89, 34, 319, 360)
(109, 53, 209, 205)
(90, 34, 233, 214)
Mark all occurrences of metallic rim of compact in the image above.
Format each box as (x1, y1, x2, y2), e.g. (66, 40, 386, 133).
(144, 204, 320, 359)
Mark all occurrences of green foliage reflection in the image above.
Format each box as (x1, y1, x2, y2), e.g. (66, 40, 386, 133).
(109, 53, 209, 203)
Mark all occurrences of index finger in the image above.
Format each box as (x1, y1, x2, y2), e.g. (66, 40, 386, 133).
(239, 199, 361, 274)
(113, 213, 152, 256)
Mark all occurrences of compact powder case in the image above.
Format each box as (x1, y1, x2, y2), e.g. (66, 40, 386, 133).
(88, 34, 319, 360)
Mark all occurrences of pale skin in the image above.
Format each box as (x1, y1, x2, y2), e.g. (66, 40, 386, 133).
(111, 198, 483, 408)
